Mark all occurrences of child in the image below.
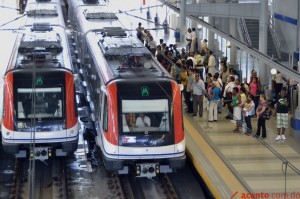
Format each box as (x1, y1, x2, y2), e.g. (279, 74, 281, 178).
(243, 94, 255, 135)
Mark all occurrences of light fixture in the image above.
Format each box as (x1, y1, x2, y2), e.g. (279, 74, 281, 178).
(270, 68, 277, 75)
(226, 40, 231, 48)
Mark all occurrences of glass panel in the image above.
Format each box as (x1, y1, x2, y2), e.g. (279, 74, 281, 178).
(16, 87, 62, 119)
(121, 99, 169, 133)
(103, 96, 108, 132)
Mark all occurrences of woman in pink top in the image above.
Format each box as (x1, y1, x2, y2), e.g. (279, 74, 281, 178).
(249, 77, 259, 115)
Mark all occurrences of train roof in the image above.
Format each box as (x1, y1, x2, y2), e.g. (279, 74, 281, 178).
(86, 29, 169, 82)
(11, 26, 72, 72)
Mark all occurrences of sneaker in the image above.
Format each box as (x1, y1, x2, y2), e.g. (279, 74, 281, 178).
(275, 135, 282, 141)
(282, 135, 286, 140)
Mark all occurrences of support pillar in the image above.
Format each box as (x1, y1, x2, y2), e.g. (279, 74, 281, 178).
(179, 0, 186, 42)
(258, 0, 268, 85)
(190, 0, 197, 28)
(229, 18, 237, 66)
(290, 0, 300, 139)
(208, 16, 215, 50)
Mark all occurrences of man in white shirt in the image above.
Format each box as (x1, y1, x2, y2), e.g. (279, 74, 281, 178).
(224, 76, 236, 119)
(186, 28, 192, 53)
(186, 52, 197, 69)
(135, 113, 151, 127)
(208, 50, 216, 75)
(190, 28, 197, 53)
(192, 74, 205, 117)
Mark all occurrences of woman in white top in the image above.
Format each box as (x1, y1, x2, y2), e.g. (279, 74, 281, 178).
(243, 94, 255, 135)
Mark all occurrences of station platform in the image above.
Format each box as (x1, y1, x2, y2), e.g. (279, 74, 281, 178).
(185, 109, 300, 197)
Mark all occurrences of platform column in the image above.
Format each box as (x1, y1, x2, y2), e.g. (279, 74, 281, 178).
(229, 18, 237, 67)
(208, 17, 215, 51)
(179, 0, 187, 42)
(259, 0, 269, 85)
(289, 1, 300, 138)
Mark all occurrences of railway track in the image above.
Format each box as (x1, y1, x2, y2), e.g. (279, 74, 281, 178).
(0, 145, 16, 199)
(9, 158, 69, 199)
(119, 173, 179, 199)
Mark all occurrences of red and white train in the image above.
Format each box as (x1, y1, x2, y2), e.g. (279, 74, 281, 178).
(1, 0, 79, 159)
(68, 0, 185, 177)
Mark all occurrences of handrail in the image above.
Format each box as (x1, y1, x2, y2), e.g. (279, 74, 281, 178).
(238, 18, 252, 47)
(268, 10, 281, 59)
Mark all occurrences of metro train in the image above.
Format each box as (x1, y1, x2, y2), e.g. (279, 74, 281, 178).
(68, 0, 186, 177)
(1, 0, 79, 159)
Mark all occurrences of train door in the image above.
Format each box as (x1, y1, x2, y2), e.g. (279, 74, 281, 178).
(97, 87, 107, 150)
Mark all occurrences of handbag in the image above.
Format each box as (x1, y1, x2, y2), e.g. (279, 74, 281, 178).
(262, 107, 272, 120)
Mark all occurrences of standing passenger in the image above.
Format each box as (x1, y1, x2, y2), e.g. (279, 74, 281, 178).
(185, 69, 195, 113)
(191, 74, 205, 117)
(232, 87, 242, 133)
(208, 81, 221, 122)
(186, 28, 192, 53)
(275, 87, 290, 140)
(243, 94, 255, 135)
(207, 50, 216, 75)
(254, 94, 268, 139)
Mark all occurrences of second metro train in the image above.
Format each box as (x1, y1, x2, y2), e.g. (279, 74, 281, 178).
(67, 0, 186, 177)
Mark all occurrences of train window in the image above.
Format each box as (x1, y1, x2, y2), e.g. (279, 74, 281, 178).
(16, 87, 63, 119)
(121, 99, 169, 133)
(103, 95, 108, 132)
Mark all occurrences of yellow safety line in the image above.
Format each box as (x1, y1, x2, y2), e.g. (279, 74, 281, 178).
(184, 117, 248, 198)
(185, 148, 223, 199)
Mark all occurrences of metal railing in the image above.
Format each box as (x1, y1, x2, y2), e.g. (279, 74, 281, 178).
(268, 10, 281, 59)
(238, 18, 252, 47)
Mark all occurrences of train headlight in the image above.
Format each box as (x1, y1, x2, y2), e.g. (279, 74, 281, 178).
(155, 165, 160, 174)
(68, 129, 75, 137)
(136, 165, 141, 176)
(48, 148, 52, 157)
(6, 131, 11, 136)
(176, 143, 185, 152)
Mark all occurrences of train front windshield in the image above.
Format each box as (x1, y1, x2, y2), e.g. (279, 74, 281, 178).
(121, 99, 170, 133)
(16, 87, 63, 119)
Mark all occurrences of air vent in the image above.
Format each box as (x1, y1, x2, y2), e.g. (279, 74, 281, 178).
(36, 0, 51, 2)
(83, 10, 118, 20)
(31, 23, 52, 31)
(102, 27, 126, 37)
(83, 0, 99, 4)
(25, 47, 53, 62)
(26, 5, 58, 16)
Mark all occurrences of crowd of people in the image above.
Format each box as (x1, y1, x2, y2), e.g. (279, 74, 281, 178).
(136, 23, 292, 141)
